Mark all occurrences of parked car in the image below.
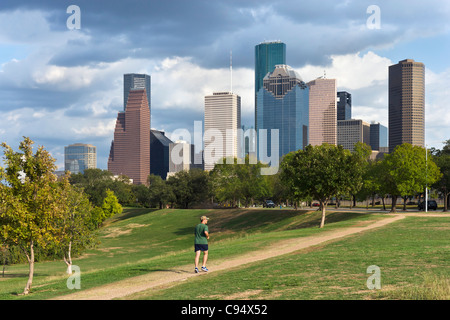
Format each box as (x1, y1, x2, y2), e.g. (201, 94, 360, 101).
(418, 200, 438, 211)
(312, 202, 320, 207)
(263, 200, 276, 208)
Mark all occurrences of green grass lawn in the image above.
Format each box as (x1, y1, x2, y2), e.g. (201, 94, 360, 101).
(132, 215, 449, 300)
(0, 207, 448, 300)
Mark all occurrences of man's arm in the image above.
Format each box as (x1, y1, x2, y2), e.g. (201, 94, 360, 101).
(204, 231, 209, 240)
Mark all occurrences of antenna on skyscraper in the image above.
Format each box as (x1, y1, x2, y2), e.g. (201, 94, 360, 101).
(230, 49, 233, 93)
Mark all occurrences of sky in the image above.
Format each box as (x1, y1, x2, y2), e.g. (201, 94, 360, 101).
(0, 0, 449, 170)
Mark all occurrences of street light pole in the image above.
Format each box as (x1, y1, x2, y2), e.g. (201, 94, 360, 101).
(425, 145, 428, 213)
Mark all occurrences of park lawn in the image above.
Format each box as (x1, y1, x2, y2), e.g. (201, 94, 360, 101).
(132, 216, 450, 300)
(0, 207, 384, 300)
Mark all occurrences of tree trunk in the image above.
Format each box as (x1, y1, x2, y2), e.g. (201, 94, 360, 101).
(402, 196, 407, 211)
(444, 192, 449, 212)
(382, 196, 386, 211)
(64, 241, 73, 274)
(390, 195, 398, 213)
(319, 200, 327, 228)
(23, 241, 34, 295)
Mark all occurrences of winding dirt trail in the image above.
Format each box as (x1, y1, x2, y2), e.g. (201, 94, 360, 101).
(52, 213, 446, 300)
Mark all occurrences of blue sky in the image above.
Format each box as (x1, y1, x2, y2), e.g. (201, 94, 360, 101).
(0, 0, 449, 169)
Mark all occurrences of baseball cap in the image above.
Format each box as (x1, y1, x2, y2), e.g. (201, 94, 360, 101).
(200, 216, 209, 221)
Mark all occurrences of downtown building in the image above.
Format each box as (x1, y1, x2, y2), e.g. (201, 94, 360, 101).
(337, 119, 370, 151)
(150, 129, 173, 180)
(388, 59, 425, 153)
(370, 122, 388, 152)
(337, 91, 352, 121)
(108, 89, 151, 185)
(204, 92, 241, 171)
(64, 143, 97, 174)
(254, 41, 286, 130)
(307, 77, 337, 146)
(124, 73, 151, 114)
(256, 64, 309, 160)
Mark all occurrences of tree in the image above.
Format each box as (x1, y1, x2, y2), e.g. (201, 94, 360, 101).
(432, 140, 450, 211)
(280, 144, 352, 228)
(345, 142, 372, 208)
(147, 174, 174, 209)
(53, 178, 96, 274)
(380, 144, 441, 212)
(0, 137, 62, 294)
(101, 189, 123, 219)
(210, 156, 269, 207)
(167, 169, 210, 209)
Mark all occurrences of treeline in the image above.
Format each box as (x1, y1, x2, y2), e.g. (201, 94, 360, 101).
(69, 141, 450, 218)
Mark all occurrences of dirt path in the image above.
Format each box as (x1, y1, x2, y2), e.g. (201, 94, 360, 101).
(52, 213, 445, 300)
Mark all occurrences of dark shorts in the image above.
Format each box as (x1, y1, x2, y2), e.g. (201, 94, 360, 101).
(194, 244, 208, 252)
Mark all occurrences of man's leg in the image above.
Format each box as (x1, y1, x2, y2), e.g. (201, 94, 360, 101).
(202, 250, 208, 268)
(195, 250, 201, 268)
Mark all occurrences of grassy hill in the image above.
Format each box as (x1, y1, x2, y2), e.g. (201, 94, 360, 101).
(0, 208, 448, 300)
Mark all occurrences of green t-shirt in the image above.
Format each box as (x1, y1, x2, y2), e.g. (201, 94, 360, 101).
(194, 223, 209, 245)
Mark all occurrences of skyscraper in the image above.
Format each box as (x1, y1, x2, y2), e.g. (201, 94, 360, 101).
(150, 129, 173, 180)
(108, 89, 151, 185)
(124, 73, 151, 112)
(337, 91, 352, 121)
(337, 119, 370, 151)
(255, 41, 286, 128)
(256, 64, 309, 159)
(307, 78, 337, 146)
(204, 92, 241, 171)
(388, 59, 425, 153)
(370, 122, 388, 152)
(64, 143, 96, 174)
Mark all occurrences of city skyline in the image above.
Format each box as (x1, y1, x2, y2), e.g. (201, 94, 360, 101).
(0, 0, 449, 169)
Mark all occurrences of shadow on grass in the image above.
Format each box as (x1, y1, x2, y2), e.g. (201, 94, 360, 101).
(173, 209, 369, 237)
(107, 208, 160, 224)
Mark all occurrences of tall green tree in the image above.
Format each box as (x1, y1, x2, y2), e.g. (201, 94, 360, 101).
(0, 137, 62, 294)
(380, 144, 441, 212)
(432, 139, 450, 211)
(345, 142, 372, 208)
(280, 144, 352, 228)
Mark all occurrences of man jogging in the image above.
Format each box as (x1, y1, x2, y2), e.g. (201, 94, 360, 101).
(194, 215, 210, 273)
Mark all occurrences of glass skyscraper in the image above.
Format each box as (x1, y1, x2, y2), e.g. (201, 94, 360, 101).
(337, 91, 352, 121)
(256, 65, 309, 160)
(370, 123, 388, 151)
(64, 143, 97, 174)
(255, 41, 286, 130)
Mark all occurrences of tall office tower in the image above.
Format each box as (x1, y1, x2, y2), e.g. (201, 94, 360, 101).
(337, 119, 370, 151)
(256, 65, 309, 159)
(168, 140, 192, 177)
(370, 122, 388, 152)
(204, 92, 241, 171)
(124, 73, 151, 112)
(255, 41, 286, 128)
(388, 59, 425, 153)
(337, 91, 352, 121)
(150, 129, 173, 180)
(108, 89, 151, 185)
(64, 143, 97, 174)
(307, 78, 337, 146)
